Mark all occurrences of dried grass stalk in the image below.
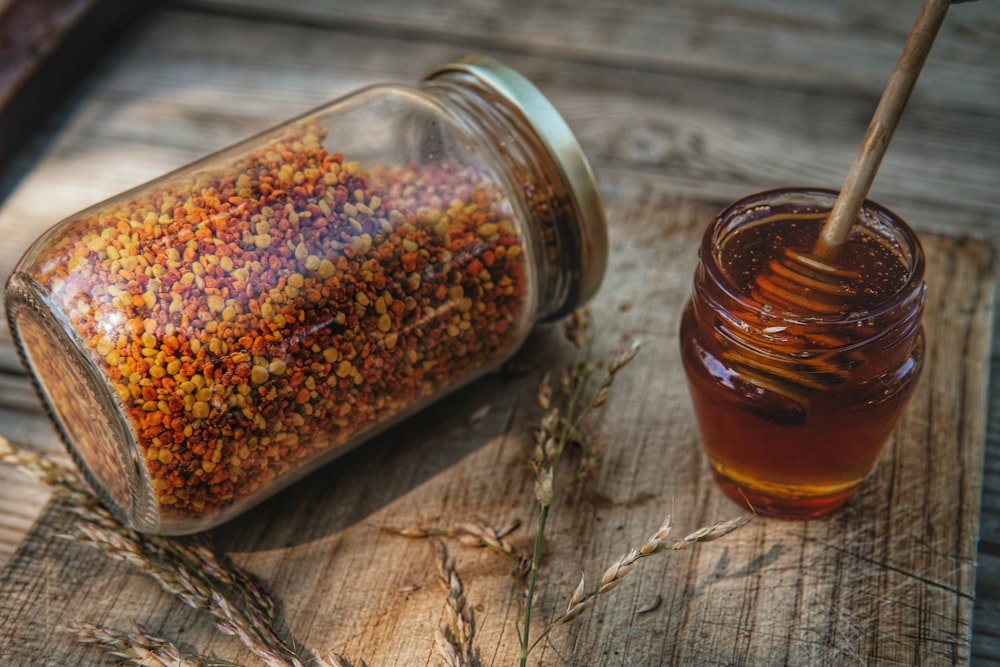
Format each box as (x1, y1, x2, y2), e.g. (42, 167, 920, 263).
(391, 311, 749, 667)
(558, 514, 752, 625)
(60, 622, 210, 667)
(431, 539, 480, 667)
(0, 434, 342, 667)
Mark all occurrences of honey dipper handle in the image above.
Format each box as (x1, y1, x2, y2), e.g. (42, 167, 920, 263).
(814, 0, 951, 260)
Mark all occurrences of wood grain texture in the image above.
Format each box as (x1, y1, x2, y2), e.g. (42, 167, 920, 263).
(182, 0, 1000, 113)
(0, 183, 993, 665)
(0, 0, 996, 663)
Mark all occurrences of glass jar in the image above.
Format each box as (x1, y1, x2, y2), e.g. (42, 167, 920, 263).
(4, 55, 607, 534)
(679, 188, 925, 518)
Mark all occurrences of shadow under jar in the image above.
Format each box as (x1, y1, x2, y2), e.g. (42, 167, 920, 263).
(4, 55, 607, 535)
(679, 188, 926, 518)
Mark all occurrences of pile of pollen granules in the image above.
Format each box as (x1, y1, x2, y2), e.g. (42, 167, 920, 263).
(34, 125, 530, 519)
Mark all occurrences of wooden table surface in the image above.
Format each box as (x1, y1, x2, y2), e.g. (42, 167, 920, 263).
(0, 1, 997, 665)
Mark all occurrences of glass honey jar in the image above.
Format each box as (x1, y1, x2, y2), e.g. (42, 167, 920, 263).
(680, 187, 926, 518)
(4, 55, 607, 534)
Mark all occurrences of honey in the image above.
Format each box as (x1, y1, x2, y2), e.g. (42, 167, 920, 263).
(680, 188, 925, 518)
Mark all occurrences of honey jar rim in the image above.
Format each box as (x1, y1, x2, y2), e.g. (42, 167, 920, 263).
(700, 186, 926, 328)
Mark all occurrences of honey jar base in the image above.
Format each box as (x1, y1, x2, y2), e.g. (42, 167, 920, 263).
(710, 468, 859, 520)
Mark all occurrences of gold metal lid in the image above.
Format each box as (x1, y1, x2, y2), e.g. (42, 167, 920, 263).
(423, 54, 608, 314)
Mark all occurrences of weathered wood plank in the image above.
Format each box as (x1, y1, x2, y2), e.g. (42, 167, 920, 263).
(0, 398, 65, 562)
(0, 181, 992, 665)
(0, 466, 52, 566)
(182, 0, 1000, 113)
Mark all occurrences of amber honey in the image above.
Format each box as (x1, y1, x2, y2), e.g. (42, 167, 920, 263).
(680, 188, 925, 518)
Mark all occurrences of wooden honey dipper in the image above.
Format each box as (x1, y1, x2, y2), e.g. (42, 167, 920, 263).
(752, 0, 952, 316)
(716, 0, 955, 412)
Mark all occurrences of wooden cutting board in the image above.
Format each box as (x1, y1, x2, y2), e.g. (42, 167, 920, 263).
(0, 179, 994, 666)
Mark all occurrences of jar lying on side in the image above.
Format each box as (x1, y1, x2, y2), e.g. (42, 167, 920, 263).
(679, 188, 925, 518)
(4, 55, 607, 535)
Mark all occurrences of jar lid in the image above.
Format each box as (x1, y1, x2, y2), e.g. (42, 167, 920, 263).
(423, 55, 608, 314)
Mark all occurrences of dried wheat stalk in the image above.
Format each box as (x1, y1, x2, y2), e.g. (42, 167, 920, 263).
(1, 434, 351, 667)
(391, 310, 749, 667)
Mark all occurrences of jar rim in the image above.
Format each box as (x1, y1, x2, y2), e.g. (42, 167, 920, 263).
(700, 186, 926, 327)
(5, 275, 161, 531)
(422, 55, 608, 313)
